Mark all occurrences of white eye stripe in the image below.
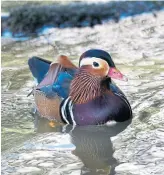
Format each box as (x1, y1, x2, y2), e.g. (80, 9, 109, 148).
(80, 57, 104, 67)
(80, 57, 96, 67)
(80, 57, 109, 75)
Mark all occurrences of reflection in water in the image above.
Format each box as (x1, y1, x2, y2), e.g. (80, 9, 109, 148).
(36, 117, 131, 175)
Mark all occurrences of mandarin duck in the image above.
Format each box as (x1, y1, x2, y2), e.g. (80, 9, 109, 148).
(28, 49, 132, 126)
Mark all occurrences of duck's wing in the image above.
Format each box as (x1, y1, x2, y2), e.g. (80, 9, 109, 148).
(36, 55, 77, 98)
(37, 62, 77, 98)
(28, 55, 77, 98)
(28, 56, 51, 84)
(30, 56, 77, 121)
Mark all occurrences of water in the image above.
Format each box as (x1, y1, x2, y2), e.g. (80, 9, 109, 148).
(1, 11, 164, 175)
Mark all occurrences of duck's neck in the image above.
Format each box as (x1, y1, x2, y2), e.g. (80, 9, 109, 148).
(69, 70, 109, 104)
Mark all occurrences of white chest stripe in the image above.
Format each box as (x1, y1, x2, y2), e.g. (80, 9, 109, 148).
(68, 100, 76, 126)
(61, 97, 70, 124)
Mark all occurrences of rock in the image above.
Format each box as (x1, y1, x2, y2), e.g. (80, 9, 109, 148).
(17, 167, 42, 174)
(115, 163, 145, 175)
(33, 151, 54, 158)
(38, 162, 54, 167)
(19, 153, 34, 160)
(26, 159, 39, 166)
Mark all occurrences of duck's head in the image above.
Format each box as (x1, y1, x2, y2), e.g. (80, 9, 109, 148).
(79, 49, 127, 81)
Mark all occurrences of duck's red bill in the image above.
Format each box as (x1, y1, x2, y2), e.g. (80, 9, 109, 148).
(108, 68, 128, 81)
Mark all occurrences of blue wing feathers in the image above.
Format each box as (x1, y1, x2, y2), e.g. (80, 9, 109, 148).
(52, 72, 74, 98)
(28, 56, 51, 83)
(28, 56, 77, 99)
(39, 72, 74, 99)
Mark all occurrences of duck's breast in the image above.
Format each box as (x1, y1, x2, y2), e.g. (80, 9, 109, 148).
(73, 94, 131, 125)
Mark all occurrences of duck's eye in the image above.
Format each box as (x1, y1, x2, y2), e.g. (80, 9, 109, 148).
(93, 62, 99, 67)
